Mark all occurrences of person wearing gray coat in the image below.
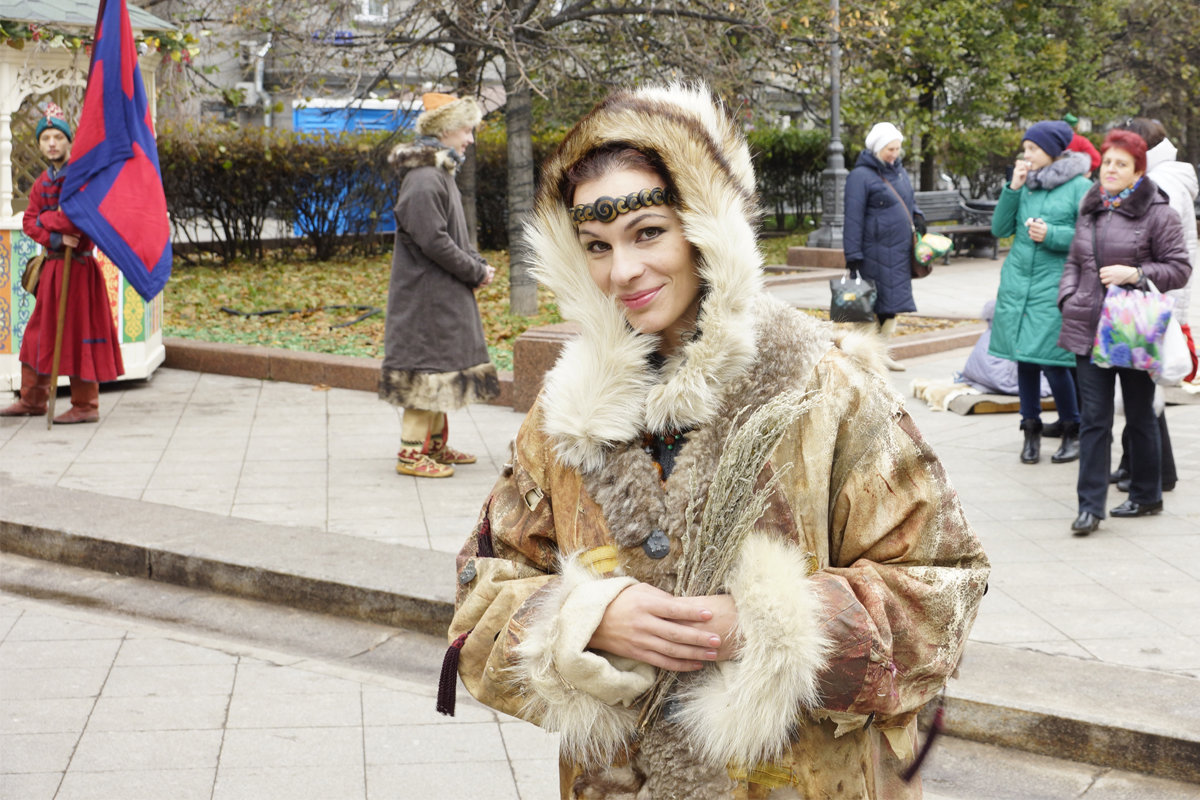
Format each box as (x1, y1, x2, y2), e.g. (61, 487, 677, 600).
(379, 93, 500, 478)
(1057, 131, 1191, 536)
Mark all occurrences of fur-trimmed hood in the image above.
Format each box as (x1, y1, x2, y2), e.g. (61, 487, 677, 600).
(1026, 150, 1091, 190)
(388, 141, 461, 176)
(527, 83, 765, 472)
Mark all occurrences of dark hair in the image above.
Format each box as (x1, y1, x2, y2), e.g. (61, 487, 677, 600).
(561, 143, 679, 207)
(1101, 130, 1148, 173)
(1115, 117, 1165, 150)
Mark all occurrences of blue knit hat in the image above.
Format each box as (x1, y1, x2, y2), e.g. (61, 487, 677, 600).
(1022, 120, 1072, 159)
(35, 102, 73, 142)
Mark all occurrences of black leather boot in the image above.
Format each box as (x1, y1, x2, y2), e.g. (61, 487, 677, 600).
(1051, 421, 1080, 463)
(1020, 418, 1042, 464)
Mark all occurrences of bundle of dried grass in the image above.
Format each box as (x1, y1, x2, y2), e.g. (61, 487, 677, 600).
(637, 388, 818, 731)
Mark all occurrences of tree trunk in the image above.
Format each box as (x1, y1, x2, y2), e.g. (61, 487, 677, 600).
(454, 54, 480, 249)
(918, 89, 936, 191)
(505, 57, 537, 316)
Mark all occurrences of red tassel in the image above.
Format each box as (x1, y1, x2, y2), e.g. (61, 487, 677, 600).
(902, 699, 945, 783)
(436, 631, 470, 716)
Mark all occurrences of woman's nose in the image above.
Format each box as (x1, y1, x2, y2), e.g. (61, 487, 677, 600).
(609, 244, 645, 285)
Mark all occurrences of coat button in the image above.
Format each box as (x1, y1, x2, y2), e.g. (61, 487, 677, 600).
(459, 559, 477, 584)
(643, 529, 670, 559)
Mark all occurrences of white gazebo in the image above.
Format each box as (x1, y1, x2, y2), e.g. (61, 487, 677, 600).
(1, 1, 172, 391)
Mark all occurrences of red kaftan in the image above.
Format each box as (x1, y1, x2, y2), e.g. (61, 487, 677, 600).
(20, 165, 124, 383)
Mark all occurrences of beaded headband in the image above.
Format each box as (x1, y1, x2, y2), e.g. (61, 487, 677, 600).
(571, 186, 676, 225)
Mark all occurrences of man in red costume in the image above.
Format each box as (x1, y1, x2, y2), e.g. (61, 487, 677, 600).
(1, 103, 124, 423)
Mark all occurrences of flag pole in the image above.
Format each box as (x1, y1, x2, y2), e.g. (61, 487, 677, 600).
(46, 246, 74, 428)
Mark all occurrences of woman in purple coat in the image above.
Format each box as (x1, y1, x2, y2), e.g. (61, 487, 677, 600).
(1057, 131, 1191, 536)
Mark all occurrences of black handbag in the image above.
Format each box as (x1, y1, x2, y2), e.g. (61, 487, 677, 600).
(829, 270, 877, 323)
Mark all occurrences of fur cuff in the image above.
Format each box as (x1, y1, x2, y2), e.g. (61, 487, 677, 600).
(675, 534, 831, 767)
(514, 553, 654, 764)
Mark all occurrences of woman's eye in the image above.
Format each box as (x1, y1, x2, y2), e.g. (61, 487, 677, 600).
(639, 227, 664, 241)
(585, 240, 611, 254)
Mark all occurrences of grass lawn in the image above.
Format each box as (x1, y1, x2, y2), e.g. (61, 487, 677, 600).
(163, 248, 561, 372)
(163, 229, 974, 372)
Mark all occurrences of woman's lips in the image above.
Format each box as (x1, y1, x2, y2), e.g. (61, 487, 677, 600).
(620, 286, 661, 310)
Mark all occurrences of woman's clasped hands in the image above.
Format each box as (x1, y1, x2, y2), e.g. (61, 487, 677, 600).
(588, 582, 739, 672)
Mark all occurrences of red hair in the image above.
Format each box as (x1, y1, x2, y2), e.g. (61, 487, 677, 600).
(1101, 130, 1147, 173)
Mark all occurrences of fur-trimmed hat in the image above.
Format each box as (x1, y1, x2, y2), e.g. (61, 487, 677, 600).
(415, 92, 483, 138)
(36, 102, 73, 142)
(527, 83, 763, 471)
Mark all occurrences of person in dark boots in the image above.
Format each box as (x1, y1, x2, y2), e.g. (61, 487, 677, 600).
(1112, 407, 1177, 494)
(990, 121, 1090, 465)
(1, 104, 122, 424)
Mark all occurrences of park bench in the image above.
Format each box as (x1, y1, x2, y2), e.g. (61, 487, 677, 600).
(915, 189, 998, 262)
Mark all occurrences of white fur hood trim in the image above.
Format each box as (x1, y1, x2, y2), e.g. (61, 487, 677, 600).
(528, 83, 763, 472)
(512, 552, 653, 765)
(674, 533, 832, 767)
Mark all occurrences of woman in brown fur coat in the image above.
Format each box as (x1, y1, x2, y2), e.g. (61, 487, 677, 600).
(443, 84, 989, 799)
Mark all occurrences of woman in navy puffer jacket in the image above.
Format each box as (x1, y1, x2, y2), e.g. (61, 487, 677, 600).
(843, 122, 924, 371)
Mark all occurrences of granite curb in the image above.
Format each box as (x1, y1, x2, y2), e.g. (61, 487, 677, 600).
(0, 476, 455, 638)
(162, 323, 984, 403)
(1, 476, 1196, 784)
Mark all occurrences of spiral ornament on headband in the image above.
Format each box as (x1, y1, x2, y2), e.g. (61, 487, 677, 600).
(571, 186, 676, 225)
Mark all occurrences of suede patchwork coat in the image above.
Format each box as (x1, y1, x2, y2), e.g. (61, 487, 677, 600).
(451, 297, 989, 799)
(447, 85, 989, 800)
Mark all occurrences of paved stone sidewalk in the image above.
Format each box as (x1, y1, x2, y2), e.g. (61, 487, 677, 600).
(0, 580, 560, 800)
(2, 349, 1197, 677)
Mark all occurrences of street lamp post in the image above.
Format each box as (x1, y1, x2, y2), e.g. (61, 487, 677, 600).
(807, 0, 847, 250)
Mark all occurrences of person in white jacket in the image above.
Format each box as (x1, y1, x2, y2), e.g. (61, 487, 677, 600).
(1122, 119, 1198, 323)
(1109, 118, 1199, 494)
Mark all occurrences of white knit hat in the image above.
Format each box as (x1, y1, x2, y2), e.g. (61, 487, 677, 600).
(865, 122, 904, 156)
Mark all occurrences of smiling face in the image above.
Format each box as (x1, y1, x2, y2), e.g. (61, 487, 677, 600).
(438, 124, 475, 155)
(1021, 140, 1054, 170)
(1099, 146, 1143, 195)
(574, 166, 702, 355)
(38, 129, 71, 166)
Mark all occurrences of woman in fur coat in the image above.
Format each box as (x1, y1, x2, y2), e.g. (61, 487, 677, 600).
(443, 84, 989, 799)
(379, 92, 500, 478)
(989, 121, 1092, 466)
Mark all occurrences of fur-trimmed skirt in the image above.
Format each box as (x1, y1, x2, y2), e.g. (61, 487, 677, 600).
(378, 362, 499, 411)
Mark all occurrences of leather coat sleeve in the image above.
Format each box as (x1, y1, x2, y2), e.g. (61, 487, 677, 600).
(449, 403, 575, 722)
(797, 353, 989, 725)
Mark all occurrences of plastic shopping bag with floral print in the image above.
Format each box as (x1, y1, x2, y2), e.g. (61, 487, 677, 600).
(1091, 284, 1177, 380)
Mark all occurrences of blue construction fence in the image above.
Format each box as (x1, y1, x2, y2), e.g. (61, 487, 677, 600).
(291, 100, 419, 236)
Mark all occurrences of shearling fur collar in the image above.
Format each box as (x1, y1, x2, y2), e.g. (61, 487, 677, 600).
(1080, 176, 1170, 217)
(388, 142, 459, 175)
(527, 84, 765, 473)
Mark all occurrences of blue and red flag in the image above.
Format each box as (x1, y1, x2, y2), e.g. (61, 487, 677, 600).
(61, 0, 172, 301)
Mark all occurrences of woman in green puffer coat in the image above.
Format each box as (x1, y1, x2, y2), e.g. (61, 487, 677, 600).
(989, 120, 1092, 466)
